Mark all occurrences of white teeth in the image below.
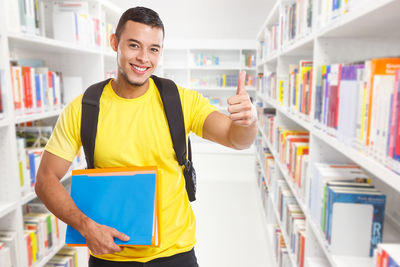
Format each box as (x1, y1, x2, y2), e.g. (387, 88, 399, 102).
(133, 65, 146, 72)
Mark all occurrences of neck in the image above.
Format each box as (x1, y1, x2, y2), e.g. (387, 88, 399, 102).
(111, 74, 150, 99)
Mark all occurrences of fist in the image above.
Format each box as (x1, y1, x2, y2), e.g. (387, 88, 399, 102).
(227, 71, 257, 127)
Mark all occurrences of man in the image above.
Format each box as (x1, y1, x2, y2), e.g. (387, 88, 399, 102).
(35, 6, 257, 267)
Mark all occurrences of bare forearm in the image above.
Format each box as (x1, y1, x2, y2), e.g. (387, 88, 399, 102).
(228, 119, 258, 150)
(35, 174, 92, 236)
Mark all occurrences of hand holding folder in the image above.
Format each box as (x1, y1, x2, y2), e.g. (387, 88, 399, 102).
(66, 167, 160, 248)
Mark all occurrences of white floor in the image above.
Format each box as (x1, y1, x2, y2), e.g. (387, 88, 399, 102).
(191, 147, 274, 267)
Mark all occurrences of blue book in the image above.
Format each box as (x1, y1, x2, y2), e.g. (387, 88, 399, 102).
(35, 74, 42, 108)
(389, 256, 400, 267)
(66, 167, 160, 247)
(326, 186, 386, 257)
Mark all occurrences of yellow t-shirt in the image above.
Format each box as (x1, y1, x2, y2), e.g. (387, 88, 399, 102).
(45, 78, 217, 262)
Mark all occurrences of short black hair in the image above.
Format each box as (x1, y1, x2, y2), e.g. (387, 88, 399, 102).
(115, 7, 165, 41)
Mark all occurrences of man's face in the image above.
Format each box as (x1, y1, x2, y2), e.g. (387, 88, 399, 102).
(114, 21, 163, 87)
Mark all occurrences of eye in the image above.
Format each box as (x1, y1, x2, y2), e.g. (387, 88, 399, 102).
(151, 48, 159, 53)
(130, 43, 139, 48)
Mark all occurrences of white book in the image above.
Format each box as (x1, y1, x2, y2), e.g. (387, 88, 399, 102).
(0, 246, 12, 267)
(53, 11, 77, 44)
(7, 0, 21, 32)
(330, 203, 373, 256)
(0, 231, 18, 267)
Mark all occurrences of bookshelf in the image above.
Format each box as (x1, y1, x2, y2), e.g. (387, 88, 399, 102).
(0, 0, 123, 266)
(0, 1, 259, 266)
(255, 0, 400, 267)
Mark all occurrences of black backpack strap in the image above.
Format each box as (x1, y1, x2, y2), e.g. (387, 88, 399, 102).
(151, 75, 187, 165)
(151, 75, 196, 201)
(81, 78, 112, 169)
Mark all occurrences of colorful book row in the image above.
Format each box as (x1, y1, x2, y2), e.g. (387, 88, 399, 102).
(10, 65, 62, 115)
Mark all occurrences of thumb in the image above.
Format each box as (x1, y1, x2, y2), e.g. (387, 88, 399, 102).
(112, 229, 130, 242)
(236, 70, 246, 95)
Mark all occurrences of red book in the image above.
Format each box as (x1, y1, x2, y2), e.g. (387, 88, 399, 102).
(381, 248, 389, 267)
(299, 231, 306, 267)
(22, 66, 33, 111)
(25, 233, 33, 267)
(287, 137, 309, 175)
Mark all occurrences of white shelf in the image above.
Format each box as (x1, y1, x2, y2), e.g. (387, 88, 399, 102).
(98, 0, 124, 15)
(15, 109, 63, 124)
(103, 49, 116, 58)
(7, 32, 103, 55)
(194, 86, 256, 92)
(240, 67, 257, 71)
(0, 202, 17, 218)
(163, 66, 188, 70)
(280, 34, 315, 57)
(0, 117, 10, 128)
(34, 241, 66, 267)
(263, 97, 400, 194)
(190, 66, 242, 70)
(192, 142, 255, 155)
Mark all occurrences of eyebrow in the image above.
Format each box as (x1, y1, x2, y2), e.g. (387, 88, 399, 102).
(127, 38, 161, 48)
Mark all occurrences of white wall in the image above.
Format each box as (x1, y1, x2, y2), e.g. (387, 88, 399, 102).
(111, 0, 275, 40)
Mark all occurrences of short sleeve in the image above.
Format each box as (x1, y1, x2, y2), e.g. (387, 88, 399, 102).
(45, 95, 83, 162)
(180, 87, 218, 137)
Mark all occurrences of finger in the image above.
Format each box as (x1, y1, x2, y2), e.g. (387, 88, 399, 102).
(227, 94, 247, 105)
(230, 111, 250, 121)
(228, 103, 251, 114)
(236, 70, 246, 95)
(109, 243, 123, 253)
(112, 228, 130, 242)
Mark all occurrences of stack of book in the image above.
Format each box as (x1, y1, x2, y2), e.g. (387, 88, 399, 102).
(16, 126, 52, 195)
(8, 0, 115, 50)
(24, 203, 61, 267)
(280, 0, 313, 47)
(376, 243, 400, 267)
(319, 0, 354, 26)
(262, 23, 279, 59)
(242, 53, 256, 68)
(314, 59, 400, 174)
(10, 63, 62, 116)
(276, 128, 310, 191)
(0, 231, 18, 267)
(262, 72, 277, 101)
(275, 178, 306, 267)
(273, 225, 291, 267)
(309, 163, 386, 257)
(16, 126, 85, 196)
(45, 247, 78, 267)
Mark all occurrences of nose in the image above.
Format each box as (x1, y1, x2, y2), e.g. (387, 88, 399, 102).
(136, 48, 149, 64)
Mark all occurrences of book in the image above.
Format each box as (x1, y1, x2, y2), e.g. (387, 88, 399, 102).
(66, 167, 160, 246)
(0, 231, 18, 267)
(326, 187, 386, 257)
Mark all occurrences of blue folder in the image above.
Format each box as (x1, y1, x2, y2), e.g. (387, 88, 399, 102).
(66, 169, 158, 246)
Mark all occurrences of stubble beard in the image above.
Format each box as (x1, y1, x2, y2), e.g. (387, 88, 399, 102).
(120, 69, 148, 87)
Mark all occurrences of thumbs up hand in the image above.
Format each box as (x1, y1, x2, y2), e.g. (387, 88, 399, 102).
(227, 71, 257, 127)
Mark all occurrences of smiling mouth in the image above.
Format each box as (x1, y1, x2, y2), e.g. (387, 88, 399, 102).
(130, 64, 149, 74)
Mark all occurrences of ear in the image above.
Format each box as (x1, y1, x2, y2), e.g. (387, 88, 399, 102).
(110, 34, 118, 52)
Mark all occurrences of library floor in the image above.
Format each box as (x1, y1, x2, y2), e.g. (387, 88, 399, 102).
(191, 149, 274, 267)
